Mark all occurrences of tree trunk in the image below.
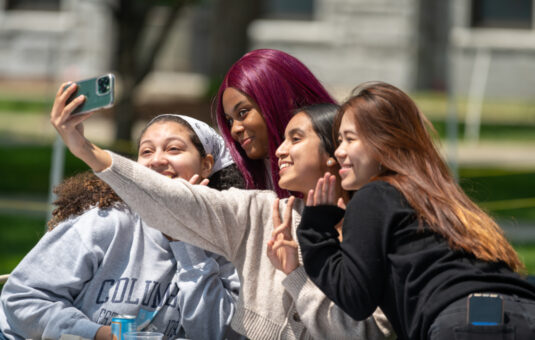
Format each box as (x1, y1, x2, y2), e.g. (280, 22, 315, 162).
(111, 0, 188, 144)
(209, 0, 263, 79)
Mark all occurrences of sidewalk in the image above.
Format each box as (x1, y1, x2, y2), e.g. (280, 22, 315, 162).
(450, 141, 535, 169)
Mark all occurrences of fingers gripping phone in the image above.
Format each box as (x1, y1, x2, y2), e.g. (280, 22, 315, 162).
(65, 74, 115, 115)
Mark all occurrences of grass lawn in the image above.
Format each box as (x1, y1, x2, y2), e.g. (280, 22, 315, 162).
(0, 145, 92, 194)
(0, 214, 46, 290)
(0, 214, 46, 275)
(459, 168, 535, 221)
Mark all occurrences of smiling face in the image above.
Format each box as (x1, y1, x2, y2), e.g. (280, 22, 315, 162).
(222, 87, 270, 160)
(275, 112, 331, 194)
(335, 111, 381, 191)
(137, 121, 212, 180)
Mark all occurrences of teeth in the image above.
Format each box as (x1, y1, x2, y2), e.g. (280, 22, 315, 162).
(279, 163, 291, 170)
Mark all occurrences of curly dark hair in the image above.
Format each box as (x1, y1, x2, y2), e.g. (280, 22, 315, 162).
(208, 163, 245, 190)
(47, 171, 124, 230)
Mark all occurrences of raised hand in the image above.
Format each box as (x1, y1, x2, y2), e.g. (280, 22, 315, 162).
(306, 172, 346, 209)
(50, 82, 111, 172)
(267, 196, 299, 275)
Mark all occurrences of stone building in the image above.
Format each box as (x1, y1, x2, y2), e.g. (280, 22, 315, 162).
(0, 0, 533, 99)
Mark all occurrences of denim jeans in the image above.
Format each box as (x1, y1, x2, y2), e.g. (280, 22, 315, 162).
(428, 294, 535, 339)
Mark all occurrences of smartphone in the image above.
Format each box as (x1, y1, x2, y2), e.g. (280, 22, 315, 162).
(65, 74, 115, 115)
(467, 293, 504, 326)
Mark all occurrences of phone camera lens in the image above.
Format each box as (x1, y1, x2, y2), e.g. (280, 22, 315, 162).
(97, 76, 110, 94)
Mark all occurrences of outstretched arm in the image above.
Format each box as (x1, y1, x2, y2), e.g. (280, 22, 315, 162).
(50, 83, 262, 262)
(96, 152, 260, 261)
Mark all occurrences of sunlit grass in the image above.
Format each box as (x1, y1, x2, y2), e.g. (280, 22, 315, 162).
(0, 97, 52, 114)
(412, 91, 535, 124)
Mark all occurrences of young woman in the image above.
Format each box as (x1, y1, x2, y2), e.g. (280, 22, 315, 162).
(0, 114, 244, 340)
(215, 48, 336, 197)
(50, 83, 394, 340)
(295, 81, 535, 340)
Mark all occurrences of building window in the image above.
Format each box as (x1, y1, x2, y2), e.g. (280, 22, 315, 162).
(262, 0, 314, 20)
(472, 0, 533, 29)
(5, 0, 60, 11)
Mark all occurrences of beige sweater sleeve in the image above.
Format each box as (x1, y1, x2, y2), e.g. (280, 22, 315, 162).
(96, 151, 269, 262)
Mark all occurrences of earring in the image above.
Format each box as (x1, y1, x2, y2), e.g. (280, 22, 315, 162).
(378, 163, 383, 172)
(326, 158, 335, 167)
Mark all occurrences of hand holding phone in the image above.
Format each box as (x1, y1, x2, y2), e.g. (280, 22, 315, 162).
(64, 74, 115, 115)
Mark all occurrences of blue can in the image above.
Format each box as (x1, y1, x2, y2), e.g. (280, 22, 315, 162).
(111, 314, 137, 340)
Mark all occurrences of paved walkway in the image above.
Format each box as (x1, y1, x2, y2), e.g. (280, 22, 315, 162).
(449, 142, 535, 169)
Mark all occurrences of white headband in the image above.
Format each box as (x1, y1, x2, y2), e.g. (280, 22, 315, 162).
(147, 114, 234, 175)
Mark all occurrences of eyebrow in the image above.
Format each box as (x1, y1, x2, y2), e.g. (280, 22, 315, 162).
(139, 136, 188, 147)
(287, 127, 305, 136)
(339, 128, 358, 138)
(225, 100, 245, 117)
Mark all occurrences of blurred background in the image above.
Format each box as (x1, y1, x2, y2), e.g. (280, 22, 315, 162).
(1, 0, 534, 283)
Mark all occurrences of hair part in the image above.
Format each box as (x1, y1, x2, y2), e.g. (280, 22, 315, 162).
(336, 81, 524, 272)
(139, 114, 245, 190)
(138, 115, 206, 158)
(213, 49, 336, 198)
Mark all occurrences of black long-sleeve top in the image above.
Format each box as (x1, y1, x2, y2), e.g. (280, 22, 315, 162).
(297, 180, 535, 340)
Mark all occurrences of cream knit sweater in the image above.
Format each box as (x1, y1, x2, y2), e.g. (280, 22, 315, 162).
(97, 152, 394, 340)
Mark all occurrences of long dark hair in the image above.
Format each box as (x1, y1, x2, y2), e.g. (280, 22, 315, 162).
(336, 81, 523, 272)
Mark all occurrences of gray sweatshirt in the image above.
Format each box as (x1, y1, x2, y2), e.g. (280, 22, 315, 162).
(95, 152, 395, 340)
(0, 206, 240, 340)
